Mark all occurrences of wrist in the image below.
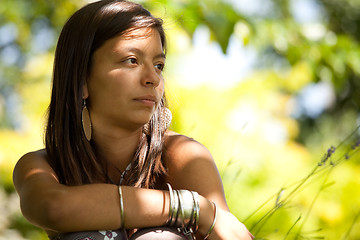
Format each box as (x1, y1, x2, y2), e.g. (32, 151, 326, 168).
(198, 196, 215, 237)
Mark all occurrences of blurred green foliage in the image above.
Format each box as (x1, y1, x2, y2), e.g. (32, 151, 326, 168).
(0, 0, 359, 239)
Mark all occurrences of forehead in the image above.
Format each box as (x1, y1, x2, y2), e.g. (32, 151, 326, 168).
(120, 27, 159, 41)
(101, 28, 163, 54)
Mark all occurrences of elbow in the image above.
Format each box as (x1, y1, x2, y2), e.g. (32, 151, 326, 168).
(20, 192, 70, 232)
(42, 197, 69, 231)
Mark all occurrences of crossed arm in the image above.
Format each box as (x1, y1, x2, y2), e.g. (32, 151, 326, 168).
(13, 135, 253, 239)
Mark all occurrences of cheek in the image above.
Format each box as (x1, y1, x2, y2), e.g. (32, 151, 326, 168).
(159, 79, 165, 95)
(89, 70, 126, 95)
(87, 81, 124, 111)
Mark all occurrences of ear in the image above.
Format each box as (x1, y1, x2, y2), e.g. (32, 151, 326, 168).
(83, 81, 89, 99)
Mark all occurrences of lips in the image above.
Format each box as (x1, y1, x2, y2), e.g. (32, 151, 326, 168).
(133, 95, 158, 106)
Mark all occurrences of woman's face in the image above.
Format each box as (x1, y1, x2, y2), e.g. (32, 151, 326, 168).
(85, 28, 165, 133)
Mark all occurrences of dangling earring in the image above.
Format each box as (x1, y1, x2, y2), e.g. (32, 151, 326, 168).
(81, 99, 92, 141)
(142, 107, 172, 136)
(161, 107, 172, 131)
(143, 122, 150, 136)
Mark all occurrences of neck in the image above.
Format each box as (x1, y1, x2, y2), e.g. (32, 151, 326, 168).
(92, 126, 142, 172)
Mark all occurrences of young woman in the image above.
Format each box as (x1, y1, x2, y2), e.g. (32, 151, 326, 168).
(13, 1, 254, 239)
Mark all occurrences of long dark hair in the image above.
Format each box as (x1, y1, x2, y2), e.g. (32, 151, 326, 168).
(45, 0, 168, 188)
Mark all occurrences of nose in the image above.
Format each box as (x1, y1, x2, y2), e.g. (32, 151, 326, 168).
(141, 64, 161, 87)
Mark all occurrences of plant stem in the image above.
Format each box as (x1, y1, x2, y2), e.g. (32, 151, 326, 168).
(342, 210, 360, 240)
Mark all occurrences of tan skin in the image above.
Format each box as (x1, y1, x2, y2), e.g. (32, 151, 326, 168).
(13, 28, 254, 240)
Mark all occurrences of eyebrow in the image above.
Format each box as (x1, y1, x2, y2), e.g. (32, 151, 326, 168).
(116, 47, 166, 60)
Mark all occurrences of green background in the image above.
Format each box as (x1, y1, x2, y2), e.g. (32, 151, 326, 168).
(0, 0, 359, 239)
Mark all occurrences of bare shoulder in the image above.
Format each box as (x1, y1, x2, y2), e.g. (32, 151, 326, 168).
(163, 131, 213, 166)
(14, 149, 52, 173)
(17, 149, 47, 162)
(163, 131, 228, 208)
(163, 131, 217, 185)
(13, 149, 58, 192)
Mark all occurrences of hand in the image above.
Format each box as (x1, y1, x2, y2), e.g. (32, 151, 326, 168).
(208, 208, 254, 240)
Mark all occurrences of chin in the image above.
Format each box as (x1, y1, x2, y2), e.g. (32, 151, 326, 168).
(132, 118, 152, 128)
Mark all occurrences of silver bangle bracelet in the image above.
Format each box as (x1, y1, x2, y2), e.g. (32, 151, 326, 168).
(166, 183, 174, 225)
(191, 191, 200, 233)
(118, 186, 125, 229)
(177, 190, 185, 229)
(172, 188, 180, 227)
(203, 202, 218, 240)
(178, 189, 194, 229)
(164, 183, 200, 238)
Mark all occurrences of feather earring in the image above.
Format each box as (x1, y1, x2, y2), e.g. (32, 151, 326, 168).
(142, 107, 172, 136)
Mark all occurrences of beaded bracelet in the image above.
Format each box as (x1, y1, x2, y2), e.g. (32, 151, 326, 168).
(203, 202, 217, 240)
(118, 186, 125, 229)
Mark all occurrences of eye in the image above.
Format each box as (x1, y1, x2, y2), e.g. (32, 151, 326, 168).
(155, 63, 165, 71)
(123, 58, 137, 65)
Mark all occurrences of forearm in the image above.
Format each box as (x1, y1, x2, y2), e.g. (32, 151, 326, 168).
(22, 184, 169, 232)
(122, 186, 169, 229)
(23, 182, 215, 237)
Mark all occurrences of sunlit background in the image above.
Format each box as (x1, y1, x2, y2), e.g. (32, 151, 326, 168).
(0, 0, 359, 239)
